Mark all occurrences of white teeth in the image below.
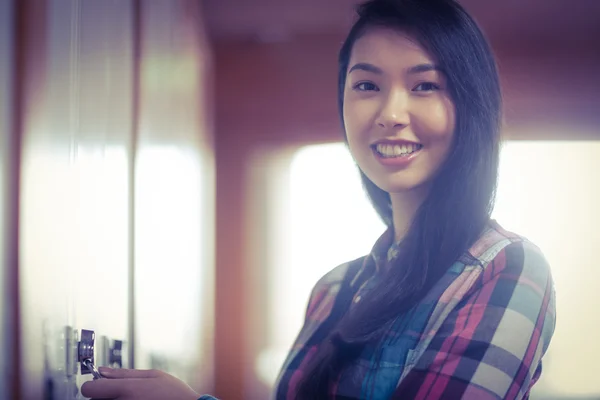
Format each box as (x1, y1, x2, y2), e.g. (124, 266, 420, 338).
(375, 143, 421, 157)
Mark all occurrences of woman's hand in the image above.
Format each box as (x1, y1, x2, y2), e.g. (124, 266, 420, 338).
(80, 367, 200, 400)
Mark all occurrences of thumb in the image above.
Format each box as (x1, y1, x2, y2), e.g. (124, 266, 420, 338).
(98, 367, 163, 379)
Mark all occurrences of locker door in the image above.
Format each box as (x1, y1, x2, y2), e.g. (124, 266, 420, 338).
(19, 1, 134, 398)
(134, 0, 215, 392)
(0, 0, 16, 398)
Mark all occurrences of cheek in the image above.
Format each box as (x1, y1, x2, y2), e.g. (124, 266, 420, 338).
(344, 123, 366, 163)
(413, 99, 455, 146)
(343, 98, 375, 144)
(343, 113, 374, 168)
(342, 103, 361, 148)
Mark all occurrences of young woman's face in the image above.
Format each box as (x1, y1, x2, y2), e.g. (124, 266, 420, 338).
(343, 27, 456, 195)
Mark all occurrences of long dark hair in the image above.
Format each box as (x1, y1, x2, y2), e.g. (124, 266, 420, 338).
(296, 0, 502, 397)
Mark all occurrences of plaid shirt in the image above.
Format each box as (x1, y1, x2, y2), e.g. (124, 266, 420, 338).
(273, 220, 556, 400)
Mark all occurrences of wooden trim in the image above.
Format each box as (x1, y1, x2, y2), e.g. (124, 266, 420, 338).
(8, 0, 21, 397)
(10, 0, 48, 397)
(214, 140, 249, 399)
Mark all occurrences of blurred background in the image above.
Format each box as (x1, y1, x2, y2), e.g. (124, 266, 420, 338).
(1, 0, 599, 399)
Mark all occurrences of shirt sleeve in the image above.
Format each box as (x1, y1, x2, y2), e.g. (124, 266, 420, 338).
(393, 240, 556, 400)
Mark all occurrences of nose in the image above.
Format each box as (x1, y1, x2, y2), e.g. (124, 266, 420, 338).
(375, 89, 409, 129)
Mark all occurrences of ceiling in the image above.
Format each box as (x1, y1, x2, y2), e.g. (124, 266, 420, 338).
(202, 0, 600, 45)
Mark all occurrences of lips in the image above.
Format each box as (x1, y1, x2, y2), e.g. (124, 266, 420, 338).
(371, 141, 423, 158)
(369, 139, 423, 167)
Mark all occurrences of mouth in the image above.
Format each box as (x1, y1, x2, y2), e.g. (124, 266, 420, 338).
(371, 142, 423, 158)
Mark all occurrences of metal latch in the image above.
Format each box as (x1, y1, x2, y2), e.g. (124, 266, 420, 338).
(100, 336, 124, 369)
(78, 329, 103, 380)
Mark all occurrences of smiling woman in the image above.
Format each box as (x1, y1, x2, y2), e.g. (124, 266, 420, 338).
(278, 0, 555, 399)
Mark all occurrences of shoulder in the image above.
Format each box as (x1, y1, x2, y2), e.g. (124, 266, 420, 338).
(467, 220, 530, 264)
(468, 221, 551, 282)
(465, 221, 556, 337)
(467, 220, 554, 291)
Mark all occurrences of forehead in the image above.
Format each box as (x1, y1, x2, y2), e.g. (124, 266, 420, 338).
(349, 27, 435, 68)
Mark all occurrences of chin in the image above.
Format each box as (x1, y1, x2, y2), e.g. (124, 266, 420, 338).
(369, 172, 432, 195)
(381, 184, 423, 195)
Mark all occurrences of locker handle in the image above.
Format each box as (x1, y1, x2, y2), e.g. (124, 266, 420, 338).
(78, 329, 103, 379)
(82, 358, 103, 380)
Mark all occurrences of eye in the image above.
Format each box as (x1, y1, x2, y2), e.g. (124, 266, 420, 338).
(353, 82, 380, 92)
(413, 82, 441, 92)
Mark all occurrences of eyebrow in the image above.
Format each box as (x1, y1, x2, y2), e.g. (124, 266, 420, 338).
(348, 62, 442, 75)
(348, 62, 383, 74)
(407, 63, 442, 74)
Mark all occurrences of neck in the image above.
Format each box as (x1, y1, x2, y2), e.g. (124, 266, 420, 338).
(390, 186, 429, 243)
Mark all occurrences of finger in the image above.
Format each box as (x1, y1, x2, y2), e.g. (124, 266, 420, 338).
(98, 367, 162, 379)
(81, 378, 129, 398)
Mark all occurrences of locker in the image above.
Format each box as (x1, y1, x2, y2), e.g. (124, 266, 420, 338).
(133, 0, 215, 390)
(15, 0, 214, 398)
(19, 1, 134, 398)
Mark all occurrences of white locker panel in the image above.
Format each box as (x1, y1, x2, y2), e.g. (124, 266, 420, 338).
(19, 1, 133, 398)
(134, 0, 215, 392)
